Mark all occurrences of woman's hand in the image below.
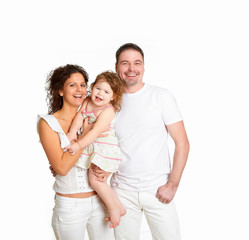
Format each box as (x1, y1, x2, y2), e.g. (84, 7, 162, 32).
(89, 164, 111, 182)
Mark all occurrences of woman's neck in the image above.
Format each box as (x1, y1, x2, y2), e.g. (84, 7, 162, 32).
(54, 106, 78, 122)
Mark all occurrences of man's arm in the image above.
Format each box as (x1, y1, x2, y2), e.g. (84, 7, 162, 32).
(156, 120, 190, 203)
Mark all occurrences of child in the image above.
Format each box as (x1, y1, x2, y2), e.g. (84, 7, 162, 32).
(65, 71, 126, 228)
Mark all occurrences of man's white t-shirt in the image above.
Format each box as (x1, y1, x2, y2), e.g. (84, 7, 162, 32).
(111, 84, 183, 191)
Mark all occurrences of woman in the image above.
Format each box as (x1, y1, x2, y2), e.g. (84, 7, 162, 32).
(37, 64, 114, 240)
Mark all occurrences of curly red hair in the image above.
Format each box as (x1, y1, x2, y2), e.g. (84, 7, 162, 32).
(91, 71, 124, 112)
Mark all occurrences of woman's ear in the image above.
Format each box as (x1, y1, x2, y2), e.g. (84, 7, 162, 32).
(59, 90, 63, 96)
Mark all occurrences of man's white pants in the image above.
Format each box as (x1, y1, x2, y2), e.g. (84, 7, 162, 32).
(114, 187, 181, 240)
(52, 194, 114, 240)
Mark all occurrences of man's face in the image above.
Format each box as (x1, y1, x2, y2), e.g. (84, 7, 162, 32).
(115, 49, 144, 89)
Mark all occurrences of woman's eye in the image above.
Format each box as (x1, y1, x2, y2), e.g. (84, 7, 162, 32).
(81, 84, 86, 87)
(105, 91, 109, 94)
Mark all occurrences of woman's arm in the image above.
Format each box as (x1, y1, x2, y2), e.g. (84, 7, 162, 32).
(66, 108, 116, 154)
(38, 118, 90, 176)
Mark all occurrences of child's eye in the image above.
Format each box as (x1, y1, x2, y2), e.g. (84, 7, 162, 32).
(105, 91, 109, 94)
(70, 84, 75, 87)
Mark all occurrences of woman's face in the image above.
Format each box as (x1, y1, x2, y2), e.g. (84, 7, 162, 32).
(59, 72, 87, 107)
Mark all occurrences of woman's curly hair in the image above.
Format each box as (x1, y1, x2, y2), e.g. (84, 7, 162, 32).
(91, 71, 124, 112)
(46, 64, 89, 114)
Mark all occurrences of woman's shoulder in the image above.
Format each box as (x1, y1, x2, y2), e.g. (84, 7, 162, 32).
(37, 114, 63, 133)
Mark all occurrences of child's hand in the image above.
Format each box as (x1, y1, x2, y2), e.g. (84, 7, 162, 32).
(66, 132, 77, 142)
(64, 142, 81, 155)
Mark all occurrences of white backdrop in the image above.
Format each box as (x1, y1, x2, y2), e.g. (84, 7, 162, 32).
(1, 0, 249, 239)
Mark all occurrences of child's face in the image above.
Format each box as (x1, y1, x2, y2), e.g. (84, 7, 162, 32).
(91, 80, 114, 107)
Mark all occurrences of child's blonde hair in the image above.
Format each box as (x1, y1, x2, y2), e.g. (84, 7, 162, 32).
(91, 71, 124, 112)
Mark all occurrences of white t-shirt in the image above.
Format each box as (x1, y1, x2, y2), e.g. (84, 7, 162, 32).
(111, 84, 182, 191)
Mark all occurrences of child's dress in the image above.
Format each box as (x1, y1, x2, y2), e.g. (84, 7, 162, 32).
(75, 107, 122, 173)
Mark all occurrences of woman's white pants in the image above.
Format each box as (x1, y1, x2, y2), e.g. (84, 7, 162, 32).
(114, 187, 181, 240)
(52, 194, 114, 240)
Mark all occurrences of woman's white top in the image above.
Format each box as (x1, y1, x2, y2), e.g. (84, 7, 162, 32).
(38, 114, 93, 194)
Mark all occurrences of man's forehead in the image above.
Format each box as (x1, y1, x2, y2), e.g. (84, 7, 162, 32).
(118, 49, 144, 62)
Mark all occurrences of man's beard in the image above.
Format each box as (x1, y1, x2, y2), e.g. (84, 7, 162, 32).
(123, 78, 139, 87)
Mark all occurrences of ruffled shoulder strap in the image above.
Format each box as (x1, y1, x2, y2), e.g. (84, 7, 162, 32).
(38, 114, 64, 133)
(37, 114, 70, 149)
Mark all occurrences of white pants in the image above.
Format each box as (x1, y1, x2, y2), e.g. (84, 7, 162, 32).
(114, 188, 181, 240)
(52, 194, 114, 240)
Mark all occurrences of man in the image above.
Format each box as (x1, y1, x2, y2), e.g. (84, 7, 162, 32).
(110, 43, 190, 240)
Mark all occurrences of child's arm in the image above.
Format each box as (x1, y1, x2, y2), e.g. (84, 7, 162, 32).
(65, 107, 116, 154)
(66, 99, 88, 141)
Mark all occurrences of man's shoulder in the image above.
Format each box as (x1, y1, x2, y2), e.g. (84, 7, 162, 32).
(145, 83, 172, 96)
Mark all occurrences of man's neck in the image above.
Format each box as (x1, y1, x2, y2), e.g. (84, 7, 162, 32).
(124, 82, 145, 94)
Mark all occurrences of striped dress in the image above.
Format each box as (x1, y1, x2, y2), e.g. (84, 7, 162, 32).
(75, 108, 122, 173)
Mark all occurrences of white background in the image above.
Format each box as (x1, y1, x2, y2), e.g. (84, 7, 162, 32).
(1, 0, 249, 239)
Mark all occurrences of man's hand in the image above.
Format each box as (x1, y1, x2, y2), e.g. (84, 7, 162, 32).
(89, 164, 111, 182)
(156, 181, 178, 204)
(49, 165, 57, 177)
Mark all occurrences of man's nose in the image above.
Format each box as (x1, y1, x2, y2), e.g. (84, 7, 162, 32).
(128, 64, 134, 71)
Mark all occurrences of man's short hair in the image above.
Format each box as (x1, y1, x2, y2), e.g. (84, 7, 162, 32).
(116, 43, 144, 63)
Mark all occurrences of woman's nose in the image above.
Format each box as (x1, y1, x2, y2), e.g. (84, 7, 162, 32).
(76, 85, 82, 92)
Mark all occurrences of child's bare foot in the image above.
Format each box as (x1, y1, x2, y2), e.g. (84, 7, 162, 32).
(106, 206, 126, 228)
(109, 208, 121, 228)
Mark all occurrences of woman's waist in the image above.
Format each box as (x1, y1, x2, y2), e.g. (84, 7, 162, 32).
(53, 166, 94, 193)
(56, 191, 96, 199)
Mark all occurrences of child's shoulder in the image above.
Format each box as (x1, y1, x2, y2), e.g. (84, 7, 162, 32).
(104, 104, 116, 112)
(98, 104, 116, 116)
(82, 97, 91, 108)
(83, 96, 91, 104)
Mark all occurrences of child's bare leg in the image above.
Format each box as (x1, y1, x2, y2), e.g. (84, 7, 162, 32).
(89, 166, 126, 228)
